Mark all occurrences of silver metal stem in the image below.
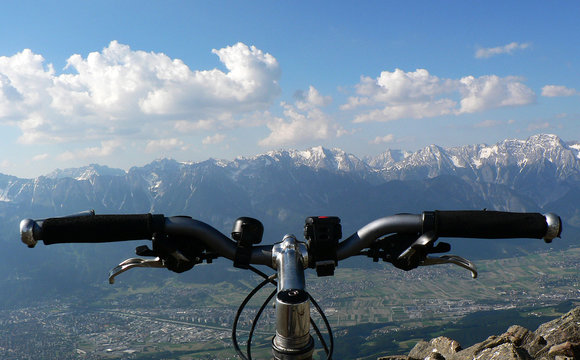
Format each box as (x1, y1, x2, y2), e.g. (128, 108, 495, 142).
(271, 235, 313, 360)
(272, 235, 308, 292)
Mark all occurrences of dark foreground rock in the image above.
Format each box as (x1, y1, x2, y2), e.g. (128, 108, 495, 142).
(378, 307, 580, 360)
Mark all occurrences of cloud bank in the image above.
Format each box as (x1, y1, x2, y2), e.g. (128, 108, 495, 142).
(259, 86, 344, 147)
(343, 69, 535, 123)
(0, 41, 547, 169)
(0, 41, 281, 145)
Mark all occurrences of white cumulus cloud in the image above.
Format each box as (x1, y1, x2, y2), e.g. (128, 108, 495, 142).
(354, 99, 456, 123)
(342, 69, 455, 111)
(294, 86, 332, 110)
(0, 41, 281, 146)
(541, 85, 578, 97)
(259, 86, 344, 147)
(475, 42, 530, 59)
(140, 42, 280, 116)
(344, 69, 535, 123)
(457, 75, 535, 114)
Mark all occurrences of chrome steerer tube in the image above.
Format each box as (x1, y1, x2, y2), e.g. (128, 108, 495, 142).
(271, 235, 313, 360)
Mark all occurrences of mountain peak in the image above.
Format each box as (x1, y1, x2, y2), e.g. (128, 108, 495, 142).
(291, 146, 369, 172)
(47, 164, 126, 180)
(527, 133, 565, 145)
(366, 149, 404, 169)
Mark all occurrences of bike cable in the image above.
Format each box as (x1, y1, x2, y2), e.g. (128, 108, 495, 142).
(309, 293, 334, 359)
(233, 272, 277, 360)
(247, 288, 277, 359)
(240, 265, 333, 360)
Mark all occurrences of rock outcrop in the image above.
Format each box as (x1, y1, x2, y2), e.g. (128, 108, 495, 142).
(378, 307, 580, 360)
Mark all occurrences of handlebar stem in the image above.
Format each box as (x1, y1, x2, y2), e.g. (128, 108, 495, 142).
(271, 234, 314, 359)
(272, 235, 309, 292)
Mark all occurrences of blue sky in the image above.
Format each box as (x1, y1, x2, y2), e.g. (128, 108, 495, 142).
(0, 1, 579, 178)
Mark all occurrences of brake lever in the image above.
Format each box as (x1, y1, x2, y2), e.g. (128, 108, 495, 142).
(108, 257, 165, 284)
(421, 255, 478, 279)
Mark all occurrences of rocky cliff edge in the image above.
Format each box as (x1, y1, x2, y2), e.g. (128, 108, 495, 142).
(379, 306, 580, 360)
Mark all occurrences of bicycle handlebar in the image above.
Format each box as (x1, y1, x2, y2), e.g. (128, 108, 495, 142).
(18, 209, 564, 360)
(337, 214, 423, 260)
(20, 210, 562, 268)
(21, 214, 165, 246)
(432, 210, 561, 240)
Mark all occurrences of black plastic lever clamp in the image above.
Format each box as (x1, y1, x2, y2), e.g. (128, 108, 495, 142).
(422, 211, 437, 234)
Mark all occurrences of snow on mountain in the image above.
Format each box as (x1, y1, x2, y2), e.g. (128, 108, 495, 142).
(0, 133, 578, 215)
(371, 134, 580, 183)
(47, 164, 126, 180)
(362, 134, 580, 207)
(0, 175, 19, 202)
(365, 149, 405, 169)
(29, 134, 580, 189)
(380, 144, 465, 180)
(568, 143, 580, 159)
(471, 134, 577, 170)
(257, 146, 371, 173)
(220, 146, 374, 185)
(288, 146, 370, 172)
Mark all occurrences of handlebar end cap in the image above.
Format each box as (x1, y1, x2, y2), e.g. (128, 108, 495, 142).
(20, 218, 39, 248)
(543, 213, 562, 243)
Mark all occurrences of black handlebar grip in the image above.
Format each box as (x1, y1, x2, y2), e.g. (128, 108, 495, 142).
(430, 210, 558, 240)
(40, 214, 165, 245)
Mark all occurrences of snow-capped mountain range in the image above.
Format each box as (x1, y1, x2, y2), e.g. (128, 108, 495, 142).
(1, 134, 579, 216)
(44, 134, 580, 185)
(375, 134, 580, 182)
